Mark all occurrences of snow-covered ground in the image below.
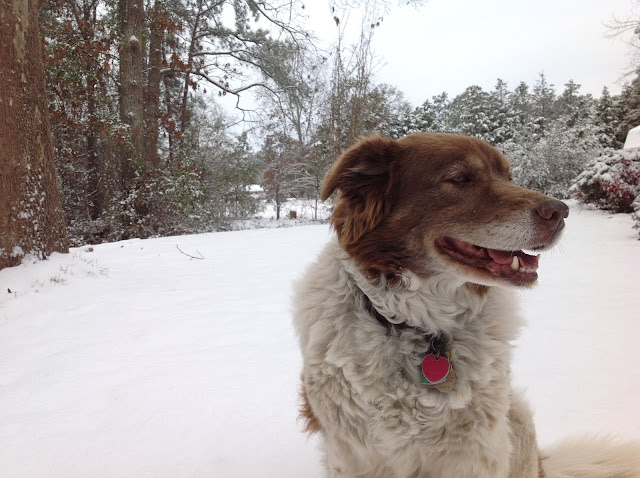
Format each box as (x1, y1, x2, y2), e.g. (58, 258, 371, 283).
(228, 197, 331, 232)
(257, 197, 331, 221)
(1, 202, 639, 477)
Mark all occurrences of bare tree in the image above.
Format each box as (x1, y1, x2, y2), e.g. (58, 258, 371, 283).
(606, 1, 640, 77)
(324, 7, 380, 157)
(0, 0, 69, 270)
(262, 134, 300, 219)
(174, 0, 310, 126)
(329, 0, 428, 12)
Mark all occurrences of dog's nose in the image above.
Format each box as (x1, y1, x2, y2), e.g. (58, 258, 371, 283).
(535, 199, 569, 227)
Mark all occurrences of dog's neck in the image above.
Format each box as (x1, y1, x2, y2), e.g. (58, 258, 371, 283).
(342, 254, 489, 335)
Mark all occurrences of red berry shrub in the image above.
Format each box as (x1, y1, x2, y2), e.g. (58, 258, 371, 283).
(570, 149, 640, 214)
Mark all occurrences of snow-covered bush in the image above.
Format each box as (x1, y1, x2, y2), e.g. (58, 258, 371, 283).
(66, 164, 222, 245)
(570, 148, 640, 214)
(502, 117, 602, 198)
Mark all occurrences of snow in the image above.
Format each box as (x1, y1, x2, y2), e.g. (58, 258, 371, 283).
(1, 202, 639, 477)
(258, 197, 331, 221)
(11, 246, 25, 258)
(624, 125, 640, 149)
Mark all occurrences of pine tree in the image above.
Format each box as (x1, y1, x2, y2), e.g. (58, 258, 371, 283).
(596, 86, 623, 148)
(401, 98, 443, 136)
(365, 84, 412, 139)
(488, 79, 514, 145)
(432, 92, 451, 130)
(448, 85, 493, 140)
(510, 81, 533, 130)
(531, 73, 557, 136)
(220, 133, 262, 218)
(555, 80, 594, 128)
(618, 70, 640, 143)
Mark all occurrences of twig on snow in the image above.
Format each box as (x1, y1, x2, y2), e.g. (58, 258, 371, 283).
(176, 244, 205, 260)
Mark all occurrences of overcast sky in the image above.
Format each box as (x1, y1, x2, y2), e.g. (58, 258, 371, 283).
(302, 0, 637, 105)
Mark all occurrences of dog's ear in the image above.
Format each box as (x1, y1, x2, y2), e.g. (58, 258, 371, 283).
(322, 135, 400, 248)
(321, 135, 398, 201)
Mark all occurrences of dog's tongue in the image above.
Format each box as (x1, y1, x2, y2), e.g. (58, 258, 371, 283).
(445, 237, 539, 272)
(487, 249, 515, 265)
(487, 248, 539, 269)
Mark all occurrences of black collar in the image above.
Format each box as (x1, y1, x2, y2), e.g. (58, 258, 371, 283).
(360, 289, 448, 357)
(361, 291, 409, 332)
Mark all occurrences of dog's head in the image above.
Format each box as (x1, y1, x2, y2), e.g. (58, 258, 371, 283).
(322, 133, 568, 287)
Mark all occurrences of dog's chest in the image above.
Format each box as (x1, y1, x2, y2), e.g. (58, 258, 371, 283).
(324, 289, 517, 433)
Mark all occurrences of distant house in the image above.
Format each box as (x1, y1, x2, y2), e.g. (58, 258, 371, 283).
(623, 125, 640, 149)
(247, 184, 266, 200)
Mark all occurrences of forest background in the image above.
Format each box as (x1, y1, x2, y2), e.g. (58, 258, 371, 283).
(3, 0, 640, 265)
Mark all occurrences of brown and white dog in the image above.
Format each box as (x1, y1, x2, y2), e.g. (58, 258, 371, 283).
(293, 133, 640, 477)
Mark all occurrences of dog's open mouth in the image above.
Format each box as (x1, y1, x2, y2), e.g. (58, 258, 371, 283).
(435, 236, 540, 285)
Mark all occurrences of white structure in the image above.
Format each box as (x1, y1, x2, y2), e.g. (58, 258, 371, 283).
(623, 125, 640, 149)
(247, 184, 266, 200)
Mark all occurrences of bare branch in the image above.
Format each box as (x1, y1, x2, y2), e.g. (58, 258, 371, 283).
(193, 69, 281, 96)
(176, 244, 205, 260)
(604, 4, 640, 76)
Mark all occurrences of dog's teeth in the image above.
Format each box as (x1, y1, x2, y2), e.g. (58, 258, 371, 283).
(510, 256, 519, 271)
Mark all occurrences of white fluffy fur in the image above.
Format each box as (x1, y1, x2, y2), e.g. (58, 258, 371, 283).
(542, 437, 640, 478)
(293, 239, 640, 478)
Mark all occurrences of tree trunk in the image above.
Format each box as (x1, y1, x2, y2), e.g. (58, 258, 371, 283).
(163, 73, 176, 163)
(118, 0, 145, 185)
(82, 1, 103, 220)
(179, 4, 202, 136)
(144, 0, 163, 167)
(87, 74, 103, 221)
(0, 0, 69, 270)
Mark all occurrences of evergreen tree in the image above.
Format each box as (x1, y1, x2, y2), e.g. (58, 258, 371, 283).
(555, 80, 595, 128)
(618, 71, 640, 143)
(400, 97, 443, 137)
(365, 84, 412, 139)
(487, 79, 514, 145)
(510, 81, 533, 130)
(432, 92, 452, 130)
(596, 86, 624, 149)
(448, 85, 493, 140)
(531, 72, 557, 136)
(221, 133, 262, 218)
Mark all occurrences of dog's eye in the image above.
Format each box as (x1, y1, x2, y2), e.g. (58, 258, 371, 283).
(448, 174, 472, 184)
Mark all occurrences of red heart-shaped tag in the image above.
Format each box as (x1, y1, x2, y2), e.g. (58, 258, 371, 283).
(421, 354, 450, 384)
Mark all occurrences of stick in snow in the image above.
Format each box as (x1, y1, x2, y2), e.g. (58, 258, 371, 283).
(176, 245, 205, 260)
